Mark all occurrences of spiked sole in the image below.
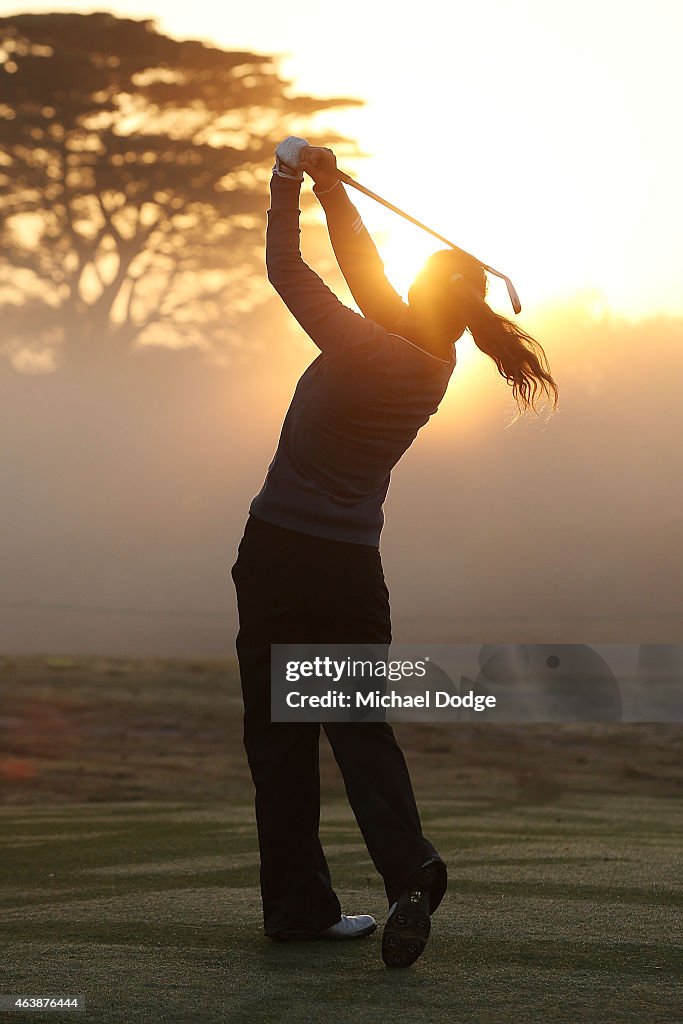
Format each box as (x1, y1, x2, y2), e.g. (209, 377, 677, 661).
(382, 862, 438, 968)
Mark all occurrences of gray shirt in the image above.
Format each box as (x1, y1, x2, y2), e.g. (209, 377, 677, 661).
(249, 172, 456, 547)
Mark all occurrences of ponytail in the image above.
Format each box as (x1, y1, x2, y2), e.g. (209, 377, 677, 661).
(450, 273, 558, 415)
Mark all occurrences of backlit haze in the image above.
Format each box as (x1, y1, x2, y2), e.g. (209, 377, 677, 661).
(8, 0, 682, 320)
(2, 0, 682, 656)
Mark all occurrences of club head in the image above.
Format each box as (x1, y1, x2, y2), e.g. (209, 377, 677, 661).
(482, 264, 522, 314)
(504, 276, 522, 314)
(506, 281, 522, 315)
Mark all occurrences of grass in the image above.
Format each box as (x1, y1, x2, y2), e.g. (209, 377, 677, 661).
(0, 655, 682, 1022)
(2, 797, 682, 1023)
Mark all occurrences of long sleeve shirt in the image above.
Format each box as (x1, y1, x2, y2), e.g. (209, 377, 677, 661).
(248, 172, 456, 547)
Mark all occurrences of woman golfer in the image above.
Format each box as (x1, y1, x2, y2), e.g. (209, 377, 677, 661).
(231, 137, 558, 968)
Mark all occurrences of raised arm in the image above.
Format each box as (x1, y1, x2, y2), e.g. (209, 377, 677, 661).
(302, 147, 409, 333)
(266, 165, 383, 359)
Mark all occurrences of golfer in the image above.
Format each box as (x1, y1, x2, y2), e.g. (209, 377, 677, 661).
(231, 137, 558, 968)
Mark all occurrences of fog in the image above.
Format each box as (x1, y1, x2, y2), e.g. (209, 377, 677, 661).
(3, 299, 682, 657)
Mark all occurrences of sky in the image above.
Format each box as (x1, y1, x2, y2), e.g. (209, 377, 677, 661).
(2, 0, 683, 656)
(3, 0, 682, 321)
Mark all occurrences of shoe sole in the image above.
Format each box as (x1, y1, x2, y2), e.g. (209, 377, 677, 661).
(270, 921, 377, 942)
(382, 863, 437, 968)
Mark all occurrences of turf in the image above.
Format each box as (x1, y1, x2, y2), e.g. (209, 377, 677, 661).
(1, 656, 682, 1022)
(2, 797, 682, 1023)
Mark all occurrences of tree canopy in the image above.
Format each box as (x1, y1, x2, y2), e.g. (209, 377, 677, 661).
(0, 12, 363, 370)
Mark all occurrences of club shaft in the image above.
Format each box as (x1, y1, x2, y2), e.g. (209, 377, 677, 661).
(335, 169, 521, 313)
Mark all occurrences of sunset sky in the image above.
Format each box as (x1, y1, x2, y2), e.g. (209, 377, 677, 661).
(7, 0, 681, 322)
(3, 1, 682, 655)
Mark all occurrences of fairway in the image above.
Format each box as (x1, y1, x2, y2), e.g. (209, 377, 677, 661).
(1, 657, 682, 1022)
(2, 798, 682, 1022)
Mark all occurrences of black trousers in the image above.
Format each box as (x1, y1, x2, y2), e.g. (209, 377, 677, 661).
(230, 513, 447, 937)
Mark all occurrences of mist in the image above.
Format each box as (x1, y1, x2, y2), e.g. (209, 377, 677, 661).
(3, 301, 682, 656)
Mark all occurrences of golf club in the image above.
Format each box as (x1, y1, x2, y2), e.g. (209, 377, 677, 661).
(333, 168, 522, 315)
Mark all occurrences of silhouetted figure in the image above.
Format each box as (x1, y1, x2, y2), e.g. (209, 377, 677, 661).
(230, 138, 558, 968)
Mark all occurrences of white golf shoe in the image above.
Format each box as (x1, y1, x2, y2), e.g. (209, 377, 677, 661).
(269, 913, 376, 942)
(322, 914, 377, 940)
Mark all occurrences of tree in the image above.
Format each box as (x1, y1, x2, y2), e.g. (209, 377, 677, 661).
(0, 12, 362, 370)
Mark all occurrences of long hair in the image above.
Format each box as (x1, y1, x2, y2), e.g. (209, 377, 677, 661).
(411, 250, 559, 415)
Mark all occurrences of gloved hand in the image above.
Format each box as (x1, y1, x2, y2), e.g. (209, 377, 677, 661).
(273, 136, 310, 181)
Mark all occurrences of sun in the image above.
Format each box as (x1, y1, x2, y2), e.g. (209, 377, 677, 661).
(352, 207, 438, 305)
(373, 225, 435, 300)
(326, 95, 596, 322)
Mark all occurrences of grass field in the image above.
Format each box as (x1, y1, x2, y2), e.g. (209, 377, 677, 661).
(1, 655, 682, 1023)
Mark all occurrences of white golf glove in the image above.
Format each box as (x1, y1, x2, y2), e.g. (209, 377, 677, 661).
(273, 136, 310, 181)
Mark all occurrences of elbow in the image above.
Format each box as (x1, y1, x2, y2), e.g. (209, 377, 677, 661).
(265, 245, 282, 284)
(266, 251, 297, 292)
(266, 261, 283, 292)
(266, 257, 278, 284)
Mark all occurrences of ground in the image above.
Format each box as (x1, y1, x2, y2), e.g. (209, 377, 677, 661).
(1, 655, 682, 1023)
